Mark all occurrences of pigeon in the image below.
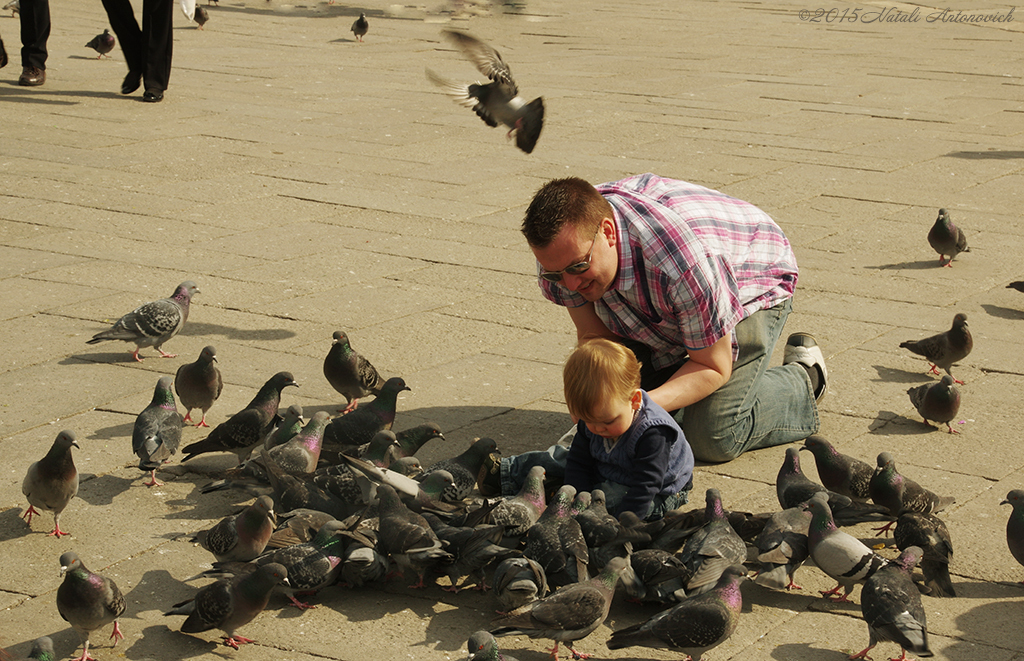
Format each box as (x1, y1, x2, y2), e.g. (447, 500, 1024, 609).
(626, 548, 690, 604)
(351, 12, 368, 42)
(132, 376, 183, 487)
(753, 506, 812, 591)
(394, 422, 445, 459)
(1008, 281, 1024, 293)
(576, 488, 650, 550)
(322, 376, 410, 452)
(165, 562, 289, 649)
(86, 281, 199, 361)
(801, 435, 874, 501)
(493, 556, 549, 612)
(777, 447, 890, 527)
(606, 564, 747, 660)
(85, 29, 114, 58)
(22, 636, 55, 661)
(193, 5, 209, 28)
(323, 330, 385, 413)
(1001, 490, 1024, 581)
(425, 514, 520, 592)
(175, 345, 222, 427)
(869, 452, 955, 535)
(181, 371, 298, 463)
(267, 508, 338, 549)
(266, 410, 329, 475)
(376, 484, 452, 588)
(927, 207, 969, 267)
(56, 552, 126, 661)
(676, 488, 746, 598)
(908, 375, 962, 434)
(427, 29, 544, 154)
(852, 547, 933, 661)
(22, 430, 79, 537)
(391, 456, 423, 477)
(490, 556, 629, 661)
(894, 512, 955, 598)
(196, 495, 277, 562)
(467, 631, 520, 661)
(264, 403, 304, 451)
(3, 0, 17, 16)
(491, 465, 547, 538)
(422, 436, 499, 502)
(804, 493, 888, 602)
(523, 485, 590, 588)
(265, 453, 359, 520)
(341, 531, 390, 588)
(899, 313, 972, 384)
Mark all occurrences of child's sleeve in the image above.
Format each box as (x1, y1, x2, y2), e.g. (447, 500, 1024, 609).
(563, 424, 597, 493)
(617, 427, 672, 518)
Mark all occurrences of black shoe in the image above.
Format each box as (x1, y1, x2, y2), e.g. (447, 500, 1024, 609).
(19, 66, 45, 86)
(121, 71, 141, 95)
(0, 37, 8, 69)
(143, 89, 164, 103)
(784, 333, 828, 402)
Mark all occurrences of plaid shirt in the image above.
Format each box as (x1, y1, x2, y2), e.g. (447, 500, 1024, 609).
(538, 174, 798, 369)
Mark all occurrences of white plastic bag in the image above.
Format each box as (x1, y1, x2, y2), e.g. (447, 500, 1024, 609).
(181, 0, 196, 22)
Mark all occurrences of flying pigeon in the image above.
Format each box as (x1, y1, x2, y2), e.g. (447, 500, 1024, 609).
(491, 465, 547, 538)
(676, 488, 746, 598)
(492, 556, 549, 612)
(181, 371, 298, 463)
(427, 29, 544, 154)
(22, 636, 55, 661)
(422, 436, 499, 502)
(852, 546, 933, 661)
(899, 313, 972, 384)
(908, 375, 961, 434)
(753, 506, 811, 591)
(927, 208, 969, 267)
(175, 345, 222, 427)
(523, 485, 590, 588)
(467, 631, 520, 661)
(804, 493, 888, 602)
(196, 495, 277, 562)
(894, 512, 956, 598)
(322, 376, 409, 452)
(606, 564, 747, 660)
(56, 552, 126, 661)
(22, 430, 79, 537)
(376, 484, 452, 588)
(801, 435, 874, 501)
(165, 562, 289, 649)
(85, 29, 114, 58)
(86, 281, 199, 361)
(351, 12, 368, 41)
(323, 330, 385, 413)
(193, 5, 209, 28)
(1001, 490, 1024, 581)
(869, 452, 955, 536)
(132, 376, 183, 487)
(490, 556, 629, 661)
(264, 403, 304, 451)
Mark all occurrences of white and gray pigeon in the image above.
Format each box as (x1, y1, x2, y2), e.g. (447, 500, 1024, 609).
(852, 546, 933, 661)
(175, 345, 222, 427)
(908, 375, 962, 434)
(165, 562, 289, 649)
(677, 488, 747, 598)
(804, 493, 888, 602)
(606, 564, 747, 661)
(56, 552, 126, 661)
(196, 495, 277, 562)
(323, 330, 385, 413)
(350, 12, 368, 41)
(22, 636, 55, 661)
(1001, 489, 1024, 581)
(869, 452, 955, 536)
(427, 29, 544, 154)
(753, 505, 812, 591)
(899, 313, 972, 384)
(492, 556, 549, 612)
(22, 429, 80, 537)
(86, 281, 199, 361)
(927, 207, 969, 267)
(132, 375, 183, 487)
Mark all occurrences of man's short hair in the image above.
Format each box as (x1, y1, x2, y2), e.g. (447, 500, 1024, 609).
(522, 177, 614, 248)
(563, 338, 641, 421)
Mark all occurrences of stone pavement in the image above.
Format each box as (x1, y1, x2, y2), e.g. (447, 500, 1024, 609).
(2, 0, 1024, 658)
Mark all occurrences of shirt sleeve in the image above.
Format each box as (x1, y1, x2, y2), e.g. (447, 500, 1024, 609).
(563, 423, 597, 493)
(615, 426, 673, 518)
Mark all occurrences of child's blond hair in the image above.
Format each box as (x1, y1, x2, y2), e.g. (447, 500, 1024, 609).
(563, 338, 641, 421)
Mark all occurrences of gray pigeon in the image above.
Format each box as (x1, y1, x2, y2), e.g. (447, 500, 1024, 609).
(626, 548, 690, 604)
(341, 532, 390, 588)
(351, 12, 368, 41)
(85, 29, 114, 58)
(491, 465, 547, 538)
(677, 488, 746, 598)
(267, 508, 338, 549)
(908, 375, 962, 434)
(493, 556, 549, 612)
(376, 484, 452, 588)
(753, 506, 811, 591)
(899, 313, 972, 384)
(394, 422, 445, 459)
(86, 281, 199, 361)
(132, 376, 183, 487)
(56, 552, 126, 661)
(422, 436, 499, 502)
(263, 403, 304, 451)
(165, 562, 289, 649)
(869, 452, 955, 536)
(804, 493, 888, 602)
(323, 330, 385, 413)
(927, 208, 969, 267)
(196, 495, 277, 562)
(3, 0, 18, 16)
(523, 485, 590, 588)
(22, 636, 55, 661)
(22, 430, 79, 537)
(193, 4, 208, 28)
(425, 514, 520, 592)
(853, 547, 933, 661)
(181, 371, 298, 463)
(894, 512, 955, 598)
(322, 376, 410, 452)
(175, 345, 222, 428)
(1001, 490, 1024, 581)
(467, 631, 519, 661)
(490, 556, 629, 661)
(801, 435, 874, 501)
(576, 488, 650, 550)
(777, 447, 890, 527)
(427, 30, 544, 154)
(267, 410, 329, 475)
(606, 564, 747, 660)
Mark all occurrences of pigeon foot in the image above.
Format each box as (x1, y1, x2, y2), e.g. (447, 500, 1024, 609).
(848, 645, 875, 661)
(110, 621, 124, 643)
(223, 635, 255, 649)
(22, 505, 40, 525)
(144, 470, 164, 487)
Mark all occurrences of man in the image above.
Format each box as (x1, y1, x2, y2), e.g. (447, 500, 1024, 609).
(521, 174, 825, 462)
(16, 0, 49, 86)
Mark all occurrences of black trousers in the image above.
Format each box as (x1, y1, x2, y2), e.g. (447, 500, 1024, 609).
(20, 0, 50, 69)
(101, 0, 173, 92)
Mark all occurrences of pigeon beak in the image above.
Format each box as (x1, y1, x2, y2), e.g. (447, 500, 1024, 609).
(282, 577, 291, 587)
(71, 441, 80, 450)
(1001, 499, 1011, 506)
(60, 565, 69, 577)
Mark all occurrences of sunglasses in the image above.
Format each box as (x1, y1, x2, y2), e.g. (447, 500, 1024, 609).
(539, 224, 602, 283)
